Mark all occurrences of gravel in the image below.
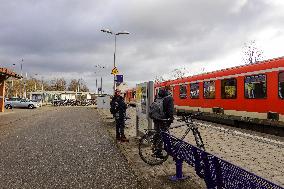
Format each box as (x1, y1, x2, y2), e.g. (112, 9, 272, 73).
(0, 107, 141, 189)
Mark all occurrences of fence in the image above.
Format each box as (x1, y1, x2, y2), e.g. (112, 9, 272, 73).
(161, 132, 283, 189)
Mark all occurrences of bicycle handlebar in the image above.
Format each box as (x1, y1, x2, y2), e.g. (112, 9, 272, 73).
(176, 112, 203, 122)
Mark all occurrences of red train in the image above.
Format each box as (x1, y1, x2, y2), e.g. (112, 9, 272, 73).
(126, 56, 284, 126)
(157, 56, 284, 123)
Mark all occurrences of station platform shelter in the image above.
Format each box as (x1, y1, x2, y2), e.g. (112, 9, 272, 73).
(0, 67, 22, 112)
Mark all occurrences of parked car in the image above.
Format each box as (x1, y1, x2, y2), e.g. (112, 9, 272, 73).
(31, 99, 43, 107)
(5, 98, 40, 109)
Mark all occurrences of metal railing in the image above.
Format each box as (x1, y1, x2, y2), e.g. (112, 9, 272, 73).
(161, 132, 283, 189)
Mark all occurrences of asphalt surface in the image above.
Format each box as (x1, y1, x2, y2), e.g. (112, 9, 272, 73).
(0, 107, 141, 189)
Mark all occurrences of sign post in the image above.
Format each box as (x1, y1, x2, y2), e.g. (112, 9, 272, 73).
(115, 75, 123, 83)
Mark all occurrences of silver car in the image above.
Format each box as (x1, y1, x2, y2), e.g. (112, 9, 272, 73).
(5, 98, 39, 109)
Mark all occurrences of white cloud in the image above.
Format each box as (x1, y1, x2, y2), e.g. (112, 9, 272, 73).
(0, 0, 283, 93)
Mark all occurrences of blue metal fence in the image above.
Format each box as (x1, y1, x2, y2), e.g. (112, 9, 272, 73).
(161, 132, 283, 189)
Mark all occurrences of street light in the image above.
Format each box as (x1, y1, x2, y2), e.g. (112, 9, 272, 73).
(94, 64, 106, 95)
(19, 58, 24, 98)
(101, 28, 130, 94)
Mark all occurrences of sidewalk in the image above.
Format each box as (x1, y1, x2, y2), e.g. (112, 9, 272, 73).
(97, 108, 206, 189)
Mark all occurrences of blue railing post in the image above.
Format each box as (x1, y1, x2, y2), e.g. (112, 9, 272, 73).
(169, 158, 189, 181)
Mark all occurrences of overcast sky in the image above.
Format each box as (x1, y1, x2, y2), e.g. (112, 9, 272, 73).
(0, 0, 284, 93)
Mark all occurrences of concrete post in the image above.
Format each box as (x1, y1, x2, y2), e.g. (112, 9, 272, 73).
(147, 81, 154, 129)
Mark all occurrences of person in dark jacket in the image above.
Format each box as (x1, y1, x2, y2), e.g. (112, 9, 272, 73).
(153, 87, 174, 158)
(111, 90, 129, 142)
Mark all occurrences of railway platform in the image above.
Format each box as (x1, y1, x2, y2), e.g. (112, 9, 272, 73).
(98, 107, 284, 188)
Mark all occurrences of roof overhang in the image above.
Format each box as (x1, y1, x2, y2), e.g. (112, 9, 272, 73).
(0, 67, 22, 80)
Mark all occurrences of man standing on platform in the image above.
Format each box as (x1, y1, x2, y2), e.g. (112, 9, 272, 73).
(110, 90, 129, 142)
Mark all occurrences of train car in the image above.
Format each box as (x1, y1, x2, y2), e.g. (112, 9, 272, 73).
(156, 56, 284, 125)
(124, 88, 136, 107)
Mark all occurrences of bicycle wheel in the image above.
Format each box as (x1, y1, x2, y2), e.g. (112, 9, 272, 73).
(192, 128, 205, 151)
(138, 131, 169, 166)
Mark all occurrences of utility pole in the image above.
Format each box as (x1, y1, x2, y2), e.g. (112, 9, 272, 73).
(95, 78, 98, 94)
(20, 58, 23, 98)
(100, 77, 103, 95)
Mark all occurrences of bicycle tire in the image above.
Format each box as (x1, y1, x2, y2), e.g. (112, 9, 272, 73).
(138, 131, 169, 166)
(192, 128, 205, 151)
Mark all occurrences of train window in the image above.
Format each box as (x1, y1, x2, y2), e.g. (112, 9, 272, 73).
(203, 81, 215, 99)
(244, 74, 267, 99)
(190, 83, 199, 99)
(221, 78, 237, 99)
(279, 72, 284, 99)
(179, 84, 187, 99)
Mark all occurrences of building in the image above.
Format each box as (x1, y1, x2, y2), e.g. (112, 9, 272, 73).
(28, 91, 96, 104)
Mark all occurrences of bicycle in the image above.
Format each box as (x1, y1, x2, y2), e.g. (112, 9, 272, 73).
(138, 112, 205, 166)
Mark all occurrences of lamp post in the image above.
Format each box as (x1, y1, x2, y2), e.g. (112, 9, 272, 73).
(19, 58, 23, 98)
(101, 29, 130, 94)
(94, 64, 106, 95)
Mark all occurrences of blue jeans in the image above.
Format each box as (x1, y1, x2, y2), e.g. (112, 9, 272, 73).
(153, 121, 171, 153)
(116, 118, 125, 138)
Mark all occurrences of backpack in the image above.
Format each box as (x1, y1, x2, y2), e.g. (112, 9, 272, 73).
(149, 97, 166, 120)
(110, 100, 119, 115)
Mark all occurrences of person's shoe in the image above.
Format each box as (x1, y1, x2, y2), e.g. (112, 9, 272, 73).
(116, 136, 121, 141)
(120, 137, 129, 142)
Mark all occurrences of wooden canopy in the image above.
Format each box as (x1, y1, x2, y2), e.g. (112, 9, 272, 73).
(0, 67, 22, 81)
(0, 67, 22, 112)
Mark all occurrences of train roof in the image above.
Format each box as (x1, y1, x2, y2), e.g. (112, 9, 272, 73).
(156, 56, 284, 87)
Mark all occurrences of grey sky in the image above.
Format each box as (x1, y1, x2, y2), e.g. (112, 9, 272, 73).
(1, 0, 284, 93)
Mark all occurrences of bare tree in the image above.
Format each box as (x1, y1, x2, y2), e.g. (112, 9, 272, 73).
(68, 79, 79, 92)
(78, 79, 89, 92)
(67, 79, 89, 92)
(50, 78, 67, 91)
(243, 40, 264, 64)
(170, 68, 186, 79)
(154, 75, 166, 83)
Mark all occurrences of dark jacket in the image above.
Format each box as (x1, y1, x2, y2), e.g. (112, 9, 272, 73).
(111, 95, 127, 119)
(158, 89, 174, 120)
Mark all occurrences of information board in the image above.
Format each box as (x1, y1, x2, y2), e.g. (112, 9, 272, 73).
(136, 81, 154, 136)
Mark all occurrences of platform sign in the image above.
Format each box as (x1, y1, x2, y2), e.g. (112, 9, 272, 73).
(111, 67, 119, 75)
(136, 81, 154, 136)
(115, 75, 123, 83)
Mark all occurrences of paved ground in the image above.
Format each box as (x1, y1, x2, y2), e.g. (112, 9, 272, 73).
(98, 109, 207, 189)
(0, 107, 141, 189)
(1, 106, 283, 189)
(98, 107, 284, 188)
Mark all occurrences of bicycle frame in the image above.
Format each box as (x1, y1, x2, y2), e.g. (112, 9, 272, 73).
(166, 115, 198, 140)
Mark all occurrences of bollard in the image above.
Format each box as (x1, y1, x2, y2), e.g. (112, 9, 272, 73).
(169, 159, 189, 181)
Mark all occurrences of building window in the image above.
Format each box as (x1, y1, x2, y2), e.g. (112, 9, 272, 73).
(244, 74, 267, 99)
(204, 81, 215, 99)
(221, 78, 237, 99)
(179, 84, 187, 99)
(190, 83, 199, 99)
(279, 72, 284, 99)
